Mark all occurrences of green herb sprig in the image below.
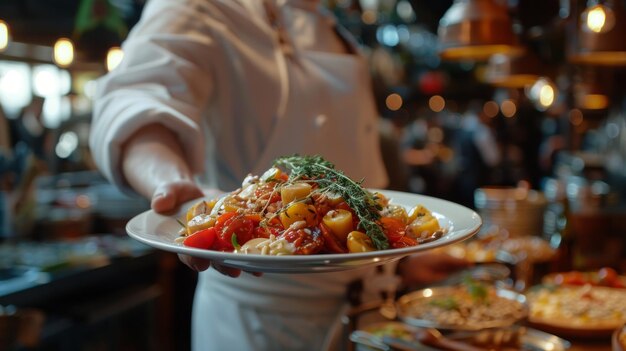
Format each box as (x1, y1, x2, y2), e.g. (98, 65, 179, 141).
(429, 297, 459, 310)
(274, 155, 389, 250)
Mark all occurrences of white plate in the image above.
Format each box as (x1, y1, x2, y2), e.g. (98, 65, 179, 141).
(125, 190, 482, 273)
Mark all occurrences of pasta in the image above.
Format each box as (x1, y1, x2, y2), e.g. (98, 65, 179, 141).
(176, 155, 445, 255)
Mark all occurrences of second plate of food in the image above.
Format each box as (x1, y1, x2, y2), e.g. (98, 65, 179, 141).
(396, 283, 528, 331)
(527, 284, 626, 338)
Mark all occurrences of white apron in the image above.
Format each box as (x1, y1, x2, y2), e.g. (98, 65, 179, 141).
(192, 2, 387, 351)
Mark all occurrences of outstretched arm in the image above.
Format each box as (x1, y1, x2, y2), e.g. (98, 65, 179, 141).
(122, 123, 202, 213)
(121, 123, 242, 277)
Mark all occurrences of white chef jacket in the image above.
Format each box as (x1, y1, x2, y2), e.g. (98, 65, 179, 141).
(89, 0, 389, 350)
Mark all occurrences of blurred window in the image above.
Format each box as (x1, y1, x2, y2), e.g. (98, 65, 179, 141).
(0, 61, 31, 117)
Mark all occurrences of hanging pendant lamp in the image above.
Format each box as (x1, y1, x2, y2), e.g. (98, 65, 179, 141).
(569, 0, 626, 66)
(437, 0, 523, 61)
(574, 67, 613, 110)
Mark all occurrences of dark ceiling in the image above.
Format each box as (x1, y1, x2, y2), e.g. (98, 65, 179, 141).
(0, 0, 145, 59)
(0, 0, 561, 61)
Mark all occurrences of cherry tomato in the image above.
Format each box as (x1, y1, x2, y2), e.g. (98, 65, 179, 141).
(346, 231, 375, 253)
(380, 217, 406, 243)
(319, 222, 348, 254)
(254, 225, 282, 239)
(218, 216, 255, 250)
(558, 271, 586, 286)
(391, 235, 418, 249)
(280, 227, 324, 255)
(214, 212, 237, 231)
(183, 227, 217, 249)
(322, 209, 353, 241)
(598, 267, 620, 287)
(254, 182, 282, 204)
(335, 201, 359, 228)
(243, 214, 263, 224)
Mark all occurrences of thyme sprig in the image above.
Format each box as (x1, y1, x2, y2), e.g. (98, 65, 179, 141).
(274, 155, 389, 250)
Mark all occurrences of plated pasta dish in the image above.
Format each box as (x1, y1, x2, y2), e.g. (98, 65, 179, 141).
(175, 155, 445, 255)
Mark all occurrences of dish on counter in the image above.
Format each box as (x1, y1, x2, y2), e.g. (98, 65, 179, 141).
(542, 267, 626, 289)
(527, 284, 626, 338)
(444, 240, 503, 263)
(396, 281, 528, 330)
(445, 233, 554, 265)
(350, 321, 571, 351)
(349, 322, 438, 351)
(447, 326, 571, 351)
(126, 156, 482, 273)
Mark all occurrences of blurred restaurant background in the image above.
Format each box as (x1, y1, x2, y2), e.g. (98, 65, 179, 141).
(1, 0, 626, 350)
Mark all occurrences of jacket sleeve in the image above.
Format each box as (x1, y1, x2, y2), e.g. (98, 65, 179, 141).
(89, 0, 217, 192)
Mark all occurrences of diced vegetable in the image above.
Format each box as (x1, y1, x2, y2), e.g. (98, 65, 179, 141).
(186, 200, 210, 222)
(280, 202, 318, 228)
(280, 182, 312, 204)
(186, 214, 216, 235)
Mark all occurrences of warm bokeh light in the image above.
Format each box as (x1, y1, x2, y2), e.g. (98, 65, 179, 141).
(569, 109, 584, 126)
(501, 99, 516, 117)
(54, 38, 74, 67)
(361, 10, 377, 25)
(396, 0, 416, 22)
(581, 94, 609, 110)
(55, 131, 78, 158)
(0, 66, 31, 114)
(427, 127, 444, 143)
(587, 6, 607, 32)
(528, 77, 557, 111)
(0, 20, 8, 51)
(539, 84, 555, 108)
(584, 4, 615, 33)
(385, 93, 403, 111)
(76, 194, 92, 209)
(106, 47, 124, 72)
(83, 80, 98, 99)
(428, 95, 445, 112)
(483, 101, 499, 118)
(33, 65, 72, 98)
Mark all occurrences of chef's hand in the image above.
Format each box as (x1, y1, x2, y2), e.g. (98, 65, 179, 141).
(121, 123, 247, 278)
(398, 251, 472, 287)
(150, 181, 244, 277)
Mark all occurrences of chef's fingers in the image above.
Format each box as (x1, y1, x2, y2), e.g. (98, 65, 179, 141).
(178, 254, 212, 272)
(212, 263, 242, 278)
(152, 180, 204, 214)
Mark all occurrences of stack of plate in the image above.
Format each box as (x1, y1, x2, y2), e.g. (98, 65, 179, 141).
(474, 187, 547, 238)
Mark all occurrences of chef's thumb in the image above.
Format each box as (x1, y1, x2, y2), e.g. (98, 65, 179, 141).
(151, 186, 177, 214)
